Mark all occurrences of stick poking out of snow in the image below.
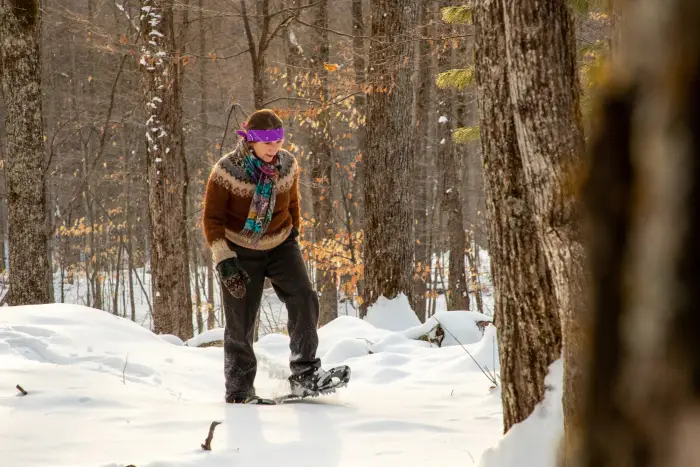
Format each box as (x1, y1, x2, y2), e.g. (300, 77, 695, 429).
(201, 421, 222, 451)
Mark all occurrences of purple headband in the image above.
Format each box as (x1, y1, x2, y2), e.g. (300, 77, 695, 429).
(237, 128, 285, 142)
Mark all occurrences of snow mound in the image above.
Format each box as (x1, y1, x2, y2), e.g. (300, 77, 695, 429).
(184, 328, 224, 347)
(469, 324, 499, 369)
(363, 294, 421, 331)
(1, 302, 504, 467)
(322, 338, 372, 364)
(159, 334, 184, 345)
(402, 310, 488, 346)
(479, 358, 564, 467)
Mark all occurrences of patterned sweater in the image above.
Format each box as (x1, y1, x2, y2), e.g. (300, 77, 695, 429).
(202, 143, 301, 264)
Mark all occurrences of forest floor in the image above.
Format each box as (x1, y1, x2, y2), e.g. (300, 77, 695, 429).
(0, 297, 562, 467)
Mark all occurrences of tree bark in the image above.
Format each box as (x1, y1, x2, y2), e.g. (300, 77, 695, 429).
(437, 8, 469, 311)
(241, 0, 266, 109)
(140, 0, 194, 340)
(351, 0, 366, 223)
(581, 1, 700, 466)
(112, 239, 123, 315)
(310, 0, 338, 325)
(502, 0, 587, 456)
(411, 0, 433, 322)
(362, 0, 416, 314)
(0, 0, 52, 305)
(474, 0, 563, 433)
(198, 0, 216, 330)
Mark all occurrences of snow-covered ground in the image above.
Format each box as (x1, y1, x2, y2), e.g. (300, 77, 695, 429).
(0, 297, 518, 467)
(2, 246, 563, 467)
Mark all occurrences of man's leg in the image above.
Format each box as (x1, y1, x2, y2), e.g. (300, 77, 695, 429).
(265, 235, 321, 377)
(222, 241, 266, 402)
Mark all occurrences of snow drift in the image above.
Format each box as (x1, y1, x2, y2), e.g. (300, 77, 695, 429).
(1, 298, 505, 467)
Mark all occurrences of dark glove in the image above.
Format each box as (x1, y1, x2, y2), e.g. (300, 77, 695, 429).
(216, 257, 250, 299)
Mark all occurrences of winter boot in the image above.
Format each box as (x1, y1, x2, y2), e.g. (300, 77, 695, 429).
(225, 388, 258, 404)
(288, 365, 351, 397)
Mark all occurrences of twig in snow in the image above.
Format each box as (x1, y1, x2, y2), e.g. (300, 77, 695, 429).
(432, 316, 499, 387)
(201, 421, 222, 451)
(16, 384, 27, 396)
(122, 354, 129, 384)
(355, 337, 375, 354)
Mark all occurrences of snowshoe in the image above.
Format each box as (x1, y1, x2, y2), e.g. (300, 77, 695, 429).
(282, 365, 351, 402)
(227, 394, 277, 405)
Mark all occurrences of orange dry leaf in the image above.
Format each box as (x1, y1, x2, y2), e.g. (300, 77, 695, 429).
(323, 63, 339, 72)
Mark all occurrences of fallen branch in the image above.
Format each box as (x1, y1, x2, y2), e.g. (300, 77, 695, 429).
(201, 421, 222, 451)
(432, 317, 499, 387)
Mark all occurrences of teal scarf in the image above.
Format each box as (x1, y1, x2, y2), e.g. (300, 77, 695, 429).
(241, 151, 279, 244)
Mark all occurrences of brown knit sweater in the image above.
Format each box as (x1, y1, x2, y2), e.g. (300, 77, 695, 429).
(202, 143, 301, 264)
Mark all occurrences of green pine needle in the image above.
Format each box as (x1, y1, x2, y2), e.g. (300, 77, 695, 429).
(441, 5, 473, 25)
(453, 126, 481, 144)
(436, 67, 474, 91)
(569, 0, 588, 14)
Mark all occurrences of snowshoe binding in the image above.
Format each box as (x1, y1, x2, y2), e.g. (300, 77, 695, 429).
(226, 391, 276, 405)
(278, 365, 351, 403)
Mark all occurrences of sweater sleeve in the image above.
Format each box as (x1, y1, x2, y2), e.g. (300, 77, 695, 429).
(202, 172, 237, 264)
(288, 162, 301, 230)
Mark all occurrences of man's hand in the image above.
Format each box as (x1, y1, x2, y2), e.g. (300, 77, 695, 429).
(216, 257, 251, 299)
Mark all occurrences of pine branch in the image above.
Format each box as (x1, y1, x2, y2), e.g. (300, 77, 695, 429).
(569, 0, 590, 14)
(436, 67, 474, 90)
(441, 5, 473, 24)
(453, 126, 480, 144)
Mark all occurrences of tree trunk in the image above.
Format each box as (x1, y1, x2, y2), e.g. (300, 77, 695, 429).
(582, 1, 700, 466)
(125, 157, 137, 322)
(112, 238, 123, 314)
(609, 0, 623, 56)
(0, 193, 6, 275)
(362, 0, 416, 314)
(471, 242, 485, 314)
(140, 0, 193, 340)
(190, 196, 203, 334)
(310, 0, 338, 325)
(0, 0, 52, 305)
(502, 0, 587, 455)
(411, 0, 433, 322)
(241, 0, 266, 109)
(198, 0, 216, 330)
(474, 0, 563, 433)
(435, 5, 469, 312)
(351, 0, 366, 223)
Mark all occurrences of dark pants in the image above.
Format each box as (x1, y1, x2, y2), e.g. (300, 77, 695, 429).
(222, 232, 321, 400)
